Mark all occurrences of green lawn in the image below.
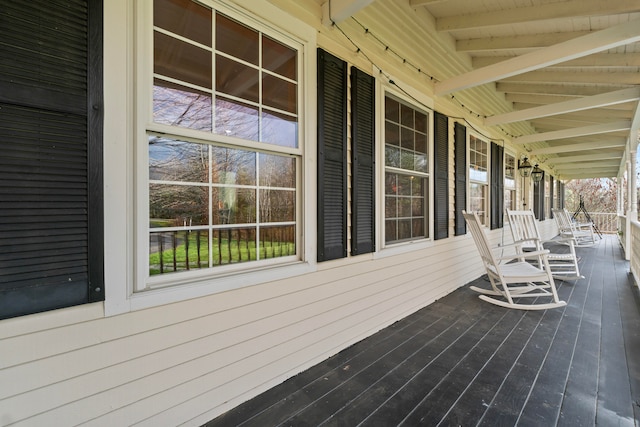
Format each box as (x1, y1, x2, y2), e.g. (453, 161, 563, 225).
(149, 232, 295, 275)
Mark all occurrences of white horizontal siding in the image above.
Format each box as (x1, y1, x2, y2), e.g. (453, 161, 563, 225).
(0, 0, 551, 425)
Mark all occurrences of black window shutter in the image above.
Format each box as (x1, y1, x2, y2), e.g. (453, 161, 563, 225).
(490, 143, 504, 230)
(0, 0, 104, 320)
(433, 112, 449, 240)
(533, 173, 545, 220)
(350, 67, 375, 255)
(317, 49, 347, 261)
(559, 182, 565, 208)
(454, 122, 467, 235)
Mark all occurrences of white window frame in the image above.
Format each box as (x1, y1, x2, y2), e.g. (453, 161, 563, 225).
(468, 133, 489, 226)
(504, 152, 517, 212)
(375, 80, 434, 257)
(106, 0, 317, 314)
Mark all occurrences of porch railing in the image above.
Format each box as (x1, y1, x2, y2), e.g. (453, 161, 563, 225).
(571, 212, 618, 234)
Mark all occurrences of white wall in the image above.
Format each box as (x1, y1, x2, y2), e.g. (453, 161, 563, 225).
(0, 0, 552, 425)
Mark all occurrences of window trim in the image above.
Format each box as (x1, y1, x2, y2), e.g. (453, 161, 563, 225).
(108, 0, 317, 313)
(375, 79, 435, 258)
(467, 132, 490, 226)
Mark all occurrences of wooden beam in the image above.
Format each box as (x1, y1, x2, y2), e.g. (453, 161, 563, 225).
(513, 120, 632, 144)
(530, 140, 626, 154)
(474, 53, 640, 68)
(434, 19, 640, 95)
(555, 160, 621, 170)
(503, 70, 640, 85)
(436, 0, 640, 31)
(486, 88, 640, 125)
(560, 170, 618, 179)
(497, 82, 628, 97)
(549, 153, 623, 163)
(458, 32, 587, 53)
(410, 0, 447, 5)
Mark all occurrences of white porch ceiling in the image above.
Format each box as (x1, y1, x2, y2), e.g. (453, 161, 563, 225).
(326, 0, 640, 180)
(418, 0, 640, 180)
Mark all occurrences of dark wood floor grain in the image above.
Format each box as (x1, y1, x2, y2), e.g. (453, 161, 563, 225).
(205, 235, 640, 427)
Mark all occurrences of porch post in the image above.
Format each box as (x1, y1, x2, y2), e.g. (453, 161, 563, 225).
(625, 152, 637, 260)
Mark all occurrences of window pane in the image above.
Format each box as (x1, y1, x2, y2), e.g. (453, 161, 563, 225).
(211, 146, 256, 186)
(415, 132, 427, 155)
(259, 154, 295, 188)
(401, 104, 413, 127)
(415, 111, 427, 133)
(260, 189, 295, 222)
(262, 110, 297, 148)
(216, 13, 258, 65)
(153, 80, 212, 131)
(215, 97, 259, 141)
(401, 127, 413, 150)
(262, 74, 297, 114)
(386, 122, 399, 146)
(385, 97, 399, 121)
(154, 0, 212, 47)
(149, 230, 210, 275)
(212, 187, 256, 224)
(216, 55, 259, 102)
(263, 36, 296, 80)
(259, 225, 296, 258)
(149, 136, 208, 182)
(149, 184, 209, 227)
(154, 31, 212, 89)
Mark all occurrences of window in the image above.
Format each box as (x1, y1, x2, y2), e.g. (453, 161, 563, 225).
(469, 135, 488, 225)
(545, 175, 551, 219)
(505, 153, 516, 211)
(384, 95, 429, 244)
(145, 0, 300, 281)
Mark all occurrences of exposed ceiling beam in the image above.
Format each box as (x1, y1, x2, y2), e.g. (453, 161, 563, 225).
(497, 82, 628, 96)
(530, 140, 626, 154)
(502, 70, 640, 85)
(457, 32, 587, 52)
(436, 0, 640, 31)
(513, 120, 632, 144)
(434, 19, 640, 95)
(549, 153, 623, 163)
(486, 88, 640, 125)
(322, 0, 375, 24)
(474, 53, 640, 68)
(410, 0, 447, 5)
(555, 160, 621, 170)
(561, 170, 618, 179)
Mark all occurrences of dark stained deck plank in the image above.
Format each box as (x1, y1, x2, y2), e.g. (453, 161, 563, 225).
(204, 236, 640, 427)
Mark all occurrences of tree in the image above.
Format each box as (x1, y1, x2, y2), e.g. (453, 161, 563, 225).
(564, 178, 619, 213)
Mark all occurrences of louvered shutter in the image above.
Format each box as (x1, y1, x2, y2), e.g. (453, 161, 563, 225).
(351, 67, 375, 255)
(0, 0, 104, 319)
(533, 174, 545, 220)
(490, 143, 504, 230)
(559, 182, 565, 208)
(317, 49, 347, 261)
(454, 122, 467, 235)
(433, 112, 449, 240)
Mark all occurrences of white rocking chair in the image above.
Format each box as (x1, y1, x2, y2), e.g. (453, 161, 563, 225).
(463, 211, 566, 310)
(552, 208, 597, 247)
(506, 209, 583, 281)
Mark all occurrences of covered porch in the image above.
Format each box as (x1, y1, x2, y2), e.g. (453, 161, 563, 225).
(206, 234, 640, 426)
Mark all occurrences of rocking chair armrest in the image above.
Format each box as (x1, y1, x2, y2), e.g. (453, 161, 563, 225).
(495, 249, 549, 261)
(494, 238, 540, 252)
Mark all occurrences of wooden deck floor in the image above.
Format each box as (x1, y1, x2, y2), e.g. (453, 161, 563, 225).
(204, 235, 640, 427)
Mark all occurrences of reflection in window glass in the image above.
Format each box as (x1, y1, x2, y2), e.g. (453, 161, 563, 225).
(469, 135, 488, 224)
(384, 94, 429, 244)
(149, 4, 300, 278)
(148, 136, 296, 275)
(152, 7, 298, 148)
